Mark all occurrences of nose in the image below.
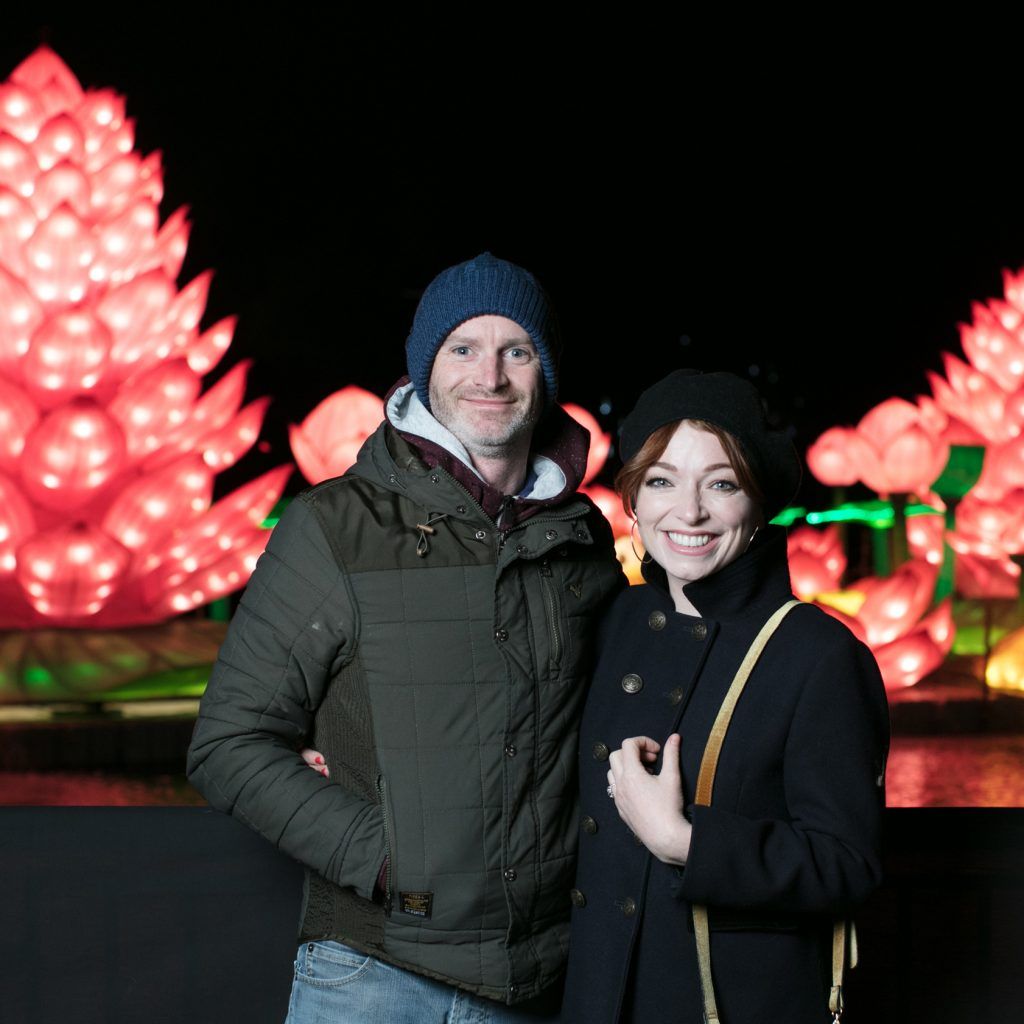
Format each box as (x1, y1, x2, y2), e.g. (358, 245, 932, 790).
(474, 352, 508, 391)
(677, 486, 708, 525)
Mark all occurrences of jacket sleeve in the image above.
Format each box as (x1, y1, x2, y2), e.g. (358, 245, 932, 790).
(186, 494, 386, 900)
(679, 631, 890, 915)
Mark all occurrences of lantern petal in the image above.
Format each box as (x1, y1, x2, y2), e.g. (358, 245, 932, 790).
(108, 359, 201, 462)
(289, 424, 332, 486)
(563, 403, 611, 485)
(20, 400, 127, 511)
(15, 521, 130, 619)
(806, 427, 860, 487)
(32, 112, 85, 172)
(0, 264, 43, 365)
(873, 632, 945, 689)
(102, 456, 213, 553)
(9, 47, 83, 113)
(0, 82, 47, 142)
(289, 386, 383, 483)
(856, 560, 938, 647)
(185, 315, 234, 375)
(22, 309, 112, 408)
(0, 472, 35, 574)
(199, 396, 270, 471)
(30, 161, 92, 220)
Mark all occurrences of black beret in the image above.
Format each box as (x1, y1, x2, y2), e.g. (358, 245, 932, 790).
(618, 369, 802, 519)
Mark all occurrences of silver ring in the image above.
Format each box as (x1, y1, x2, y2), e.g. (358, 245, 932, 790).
(606, 784, 615, 798)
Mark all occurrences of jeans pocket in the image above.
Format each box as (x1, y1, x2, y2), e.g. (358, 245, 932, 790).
(294, 940, 374, 988)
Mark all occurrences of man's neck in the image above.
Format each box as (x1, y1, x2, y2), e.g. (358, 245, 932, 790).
(465, 442, 531, 496)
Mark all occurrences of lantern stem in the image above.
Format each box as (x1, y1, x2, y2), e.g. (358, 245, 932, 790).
(889, 493, 909, 569)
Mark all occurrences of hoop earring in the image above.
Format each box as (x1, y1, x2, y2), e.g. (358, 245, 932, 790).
(631, 519, 652, 565)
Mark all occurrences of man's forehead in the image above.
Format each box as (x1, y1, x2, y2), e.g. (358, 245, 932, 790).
(445, 315, 534, 345)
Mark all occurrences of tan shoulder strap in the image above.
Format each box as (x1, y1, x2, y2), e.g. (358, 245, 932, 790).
(691, 599, 800, 1024)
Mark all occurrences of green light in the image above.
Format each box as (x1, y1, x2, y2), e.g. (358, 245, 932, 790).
(770, 506, 806, 527)
(803, 500, 942, 529)
(24, 666, 54, 684)
(262, 497, 291, 529)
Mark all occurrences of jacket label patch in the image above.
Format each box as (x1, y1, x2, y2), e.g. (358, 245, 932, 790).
(399, 891, 433, 918)
(569, 583, 582, 599)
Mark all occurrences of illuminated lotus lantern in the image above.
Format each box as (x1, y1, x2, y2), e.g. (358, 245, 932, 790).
(928, 353, 1024, 445)
(807, 397, 949, 498)
(906, 510, 945, 566)
(787, 524, 846, 600)
(0, 48, 290, 629)
(811, 560, 953, 689)
(985, 624, 1024, 695)
(290, 385, 383, 485)
(560, 402, 639, 576)
(960, 272, 1024, 393)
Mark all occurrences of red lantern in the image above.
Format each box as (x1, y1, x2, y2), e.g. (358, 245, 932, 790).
(562, 403, 611, 486)
(289, 386, 384, 485)
(0, 48, 289, 626)
(854, 398, 950, 496)
(787, 525, 846, 599)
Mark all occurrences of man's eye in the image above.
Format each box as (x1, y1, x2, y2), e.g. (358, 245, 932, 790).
(452, 346, 471, 356)
(507, 348, 532, 361)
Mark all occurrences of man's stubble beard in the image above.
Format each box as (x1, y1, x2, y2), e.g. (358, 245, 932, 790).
(429, 385, 543, 462)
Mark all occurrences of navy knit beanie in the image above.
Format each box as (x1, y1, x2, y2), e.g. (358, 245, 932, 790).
(406, 252, 560, 409)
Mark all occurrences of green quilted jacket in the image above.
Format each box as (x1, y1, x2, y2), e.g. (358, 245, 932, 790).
(187, 391, 624, 1004)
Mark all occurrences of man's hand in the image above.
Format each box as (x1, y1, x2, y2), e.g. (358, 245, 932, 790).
(607, 734, 691, 865)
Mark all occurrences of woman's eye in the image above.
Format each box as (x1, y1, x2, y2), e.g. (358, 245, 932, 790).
(710, 479, 739, 492)
(643, 476, 670, 488)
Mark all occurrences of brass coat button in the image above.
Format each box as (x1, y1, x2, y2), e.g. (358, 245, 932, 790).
(581, 815, 598, 835)
(648, 610, 667, 630)
(692, 622, 708, 640)
(593, 741, 610, 761)
(621, 673, 643, 694)
(570, 888, 587, 908)
(668, 687, 684, 706)
(618, 897, 637, 916)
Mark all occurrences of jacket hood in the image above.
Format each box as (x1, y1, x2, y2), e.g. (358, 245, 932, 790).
(375, 377, 592, 524)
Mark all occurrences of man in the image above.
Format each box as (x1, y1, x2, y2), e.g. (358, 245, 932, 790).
(187, 253, 624, 1022)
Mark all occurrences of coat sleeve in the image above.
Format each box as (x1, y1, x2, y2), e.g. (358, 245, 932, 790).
(186, 494, 386, 900)
(679, 630, 890, 915)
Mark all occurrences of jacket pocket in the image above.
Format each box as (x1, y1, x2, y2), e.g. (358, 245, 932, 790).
(376, 774, 395, 916)
(539, 559, 564, 671)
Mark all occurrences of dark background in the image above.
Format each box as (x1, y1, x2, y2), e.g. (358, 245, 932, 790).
(3, 15, 1023, 509)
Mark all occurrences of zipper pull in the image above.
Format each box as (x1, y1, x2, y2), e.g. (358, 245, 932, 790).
(539, 559, 552, 577)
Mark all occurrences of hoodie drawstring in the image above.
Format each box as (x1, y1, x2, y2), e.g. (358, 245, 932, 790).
(415, 513, 450, 557)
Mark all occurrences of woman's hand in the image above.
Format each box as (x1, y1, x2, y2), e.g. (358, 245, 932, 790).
(607, 734, 691, 865)
(300, 748, 329, 778)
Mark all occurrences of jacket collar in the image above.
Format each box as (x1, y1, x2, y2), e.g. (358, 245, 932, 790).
(641, 525, 795, 623)
(381, 377, 590, 525)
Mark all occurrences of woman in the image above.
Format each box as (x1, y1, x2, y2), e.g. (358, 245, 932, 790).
(561, 369, 889, 1023)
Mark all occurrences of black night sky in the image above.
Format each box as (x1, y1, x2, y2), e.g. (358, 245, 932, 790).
(4, 16, 1023, 510)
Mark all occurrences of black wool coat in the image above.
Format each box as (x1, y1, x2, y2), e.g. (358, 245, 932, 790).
(561, 528, 890, 1024)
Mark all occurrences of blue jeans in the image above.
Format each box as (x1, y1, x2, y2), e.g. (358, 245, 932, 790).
(284, 940, 560, 1023)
